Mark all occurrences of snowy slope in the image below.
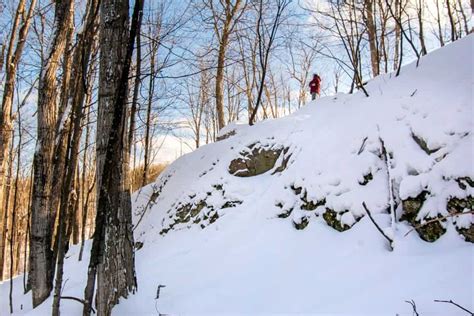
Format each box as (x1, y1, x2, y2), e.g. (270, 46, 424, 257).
(2, 35, 473, 315)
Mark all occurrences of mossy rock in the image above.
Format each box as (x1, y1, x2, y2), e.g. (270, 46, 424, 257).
(411, 133, 440, 155)
(457, 226, 474, 243)
(277, 208, 293, 218)
(191, 201, 207, 217)
(401, 191, 446, 242)
(323, 209, 350, 232)
(293, 217, 309, 230)
(455, 177, 474, 190)
(175, 204, 192, 223)
(290, 184, 303, 195)
(400, 191, 428, 223)
(300, 191, 325, 211)
(359, 172, 373, 186)
(448, 195, 474, 243)
(212, 184, 224, 191)
(272, 150, 292, 174)
(229, 143, 288, 177)
(222, 200, 242, 209)
(415, 218, 447, 242)
(209, 211, 219, 224)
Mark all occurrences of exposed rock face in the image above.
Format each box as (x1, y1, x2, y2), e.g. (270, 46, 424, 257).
(323, 209, 351, 232)
(290, 185, 326, 211)
(448, 195, 474, 243)
(293, 217, 309, 230)
(229, 143, 290, 177)
(401, 191, 446, 242)
(160, 184, 242, 235)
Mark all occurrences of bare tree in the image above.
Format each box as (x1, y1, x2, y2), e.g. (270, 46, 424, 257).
(203, 0, 247, 130)
(249, 0, 291, 125)
(29, 0, 74, 307)
(83, 0, 143, 314)
(285, 39, 319, 108)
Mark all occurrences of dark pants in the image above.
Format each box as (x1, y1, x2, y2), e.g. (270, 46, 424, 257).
(311, 92, 318, 100)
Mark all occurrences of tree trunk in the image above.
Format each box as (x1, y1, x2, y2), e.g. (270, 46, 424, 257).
(365, 0, 379, 76)
(435, 0, 445, 47)
(83, 0, 142, 314)
(142, 39, 156, 187)
(393, 0, 401, 71)
(215, 34, 229, 131)
(446, 0, 457, 42)
(29, 0, 74, 307)
(417, 0, 427, 55)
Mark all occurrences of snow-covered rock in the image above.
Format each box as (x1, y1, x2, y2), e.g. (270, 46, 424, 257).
(134, 35, 473, 244)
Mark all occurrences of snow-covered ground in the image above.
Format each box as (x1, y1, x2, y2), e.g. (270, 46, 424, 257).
(2, 35, 473, 315)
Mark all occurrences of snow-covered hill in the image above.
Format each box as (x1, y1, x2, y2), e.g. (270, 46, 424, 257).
(2, 35, 473, 315)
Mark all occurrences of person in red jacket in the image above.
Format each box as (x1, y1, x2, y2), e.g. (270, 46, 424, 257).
(309, 73, 321, 100)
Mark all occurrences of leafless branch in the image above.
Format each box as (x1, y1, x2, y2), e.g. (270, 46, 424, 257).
(362, 202, 393, 250)
(434, 299, 473, 315)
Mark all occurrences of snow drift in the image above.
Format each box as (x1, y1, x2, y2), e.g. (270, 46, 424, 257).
(2, 35, 473, 315)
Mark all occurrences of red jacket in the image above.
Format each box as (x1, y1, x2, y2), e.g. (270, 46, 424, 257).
(309, 75, 321, 94)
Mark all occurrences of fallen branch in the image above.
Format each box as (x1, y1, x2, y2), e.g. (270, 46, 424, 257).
(362, 202, 393, 250)
(60, 296, 96, 314)
(434, 299, 473, 315)
(404, 210, 474, 237)
(405, 299, 420, 316)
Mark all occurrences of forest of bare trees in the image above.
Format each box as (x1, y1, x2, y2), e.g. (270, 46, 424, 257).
(0, 0, 471, 314)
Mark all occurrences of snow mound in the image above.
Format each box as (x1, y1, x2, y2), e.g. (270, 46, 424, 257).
(134, 35, 473, 244)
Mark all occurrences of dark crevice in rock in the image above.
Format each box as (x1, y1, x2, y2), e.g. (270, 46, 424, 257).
(411, 132, 441, 155)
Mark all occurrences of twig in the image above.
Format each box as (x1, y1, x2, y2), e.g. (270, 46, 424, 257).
(404, 210, 474, 237)
(362, 202, 393, 250)
(405, 299, 419, 316)
(156, 284, 166, 300)
(357, 136, 368, 155)
(434, 299, 473, 315)
(60, 296, 96, 314)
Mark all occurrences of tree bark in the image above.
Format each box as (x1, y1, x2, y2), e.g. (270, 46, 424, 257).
(417, 0, 427, 55)
(83, 0, 142, 314)
(364, 0, 379, 76)
(446, 0, 457, 42)
(29, 0, 74, 307)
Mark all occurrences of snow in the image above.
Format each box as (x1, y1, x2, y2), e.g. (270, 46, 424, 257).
(2, 35, 473, 315)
